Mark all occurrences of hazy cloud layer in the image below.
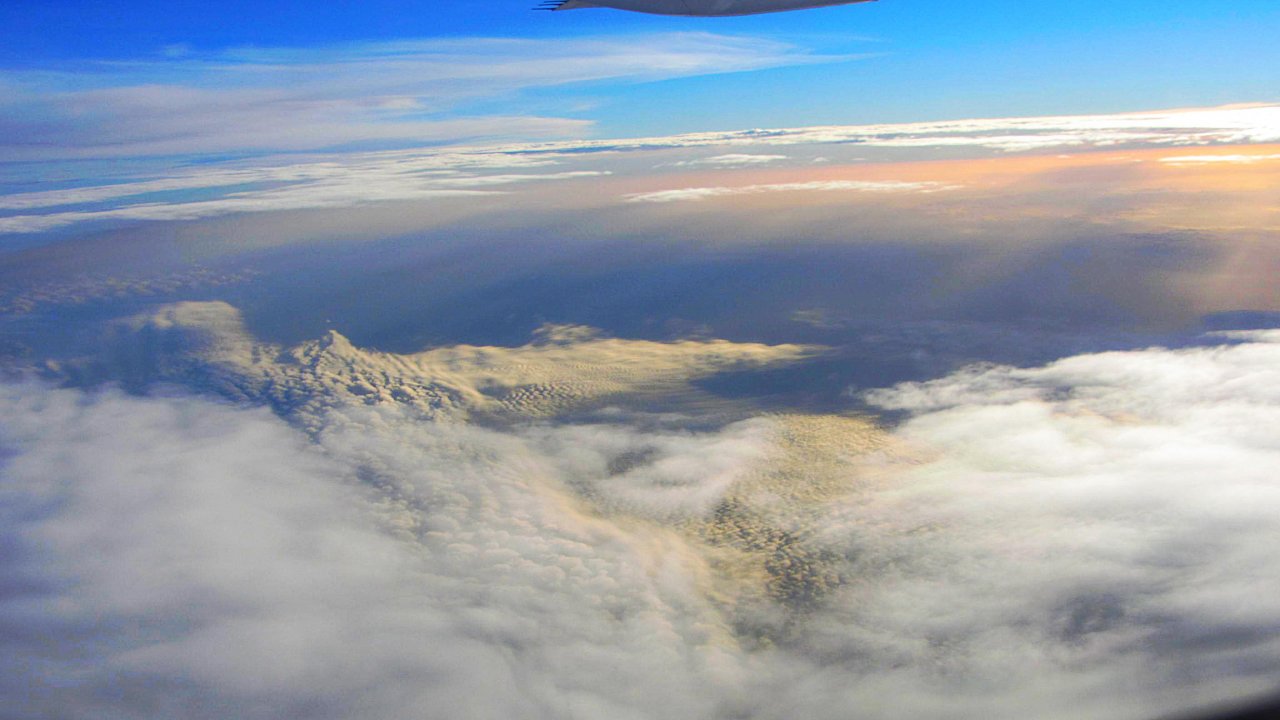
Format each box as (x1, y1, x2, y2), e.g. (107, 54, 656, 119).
(4, 102, 1278, 235)
(5, 321, 1280, 719)
(0, 147, 613, 233)
(0, 151, 564, 212)
(0, 171, 607, 234)
(515, 102, 1280, 156)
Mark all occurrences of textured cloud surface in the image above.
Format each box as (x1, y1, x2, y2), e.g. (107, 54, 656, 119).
(0, 384, 748, 719)
(5, 312, 1280, 719)
(95, 301, 818, 425)
(827, 332, 1280, 717)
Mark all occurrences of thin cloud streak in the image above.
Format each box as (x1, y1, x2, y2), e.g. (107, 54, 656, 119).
(522, 103, 1280, 155)
(1159, 153, 1280, 165)
(0, 168, 608, 233)
(625, 179, 958, 203)
(668, 153, 791, 168)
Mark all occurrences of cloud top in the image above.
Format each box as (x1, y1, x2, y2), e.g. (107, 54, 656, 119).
(7, 314, 1280, 719)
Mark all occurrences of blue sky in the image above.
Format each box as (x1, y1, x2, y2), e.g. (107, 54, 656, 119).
(1, 0, 1278, 166)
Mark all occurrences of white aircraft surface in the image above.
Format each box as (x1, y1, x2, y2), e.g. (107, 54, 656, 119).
(540, 0, 875, 16)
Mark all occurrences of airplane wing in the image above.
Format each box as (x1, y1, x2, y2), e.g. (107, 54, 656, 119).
(539, 0, 875, 17)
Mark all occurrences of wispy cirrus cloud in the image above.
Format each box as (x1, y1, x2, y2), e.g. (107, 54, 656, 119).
(0, 33, 844, 161)
(0, 148, 599, 233)
(0, 168, 608, 234)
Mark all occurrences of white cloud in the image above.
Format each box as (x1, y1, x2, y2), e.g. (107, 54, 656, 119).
(0, 168, 609, 233)
(0, 384, 755, 719)
(525, 103, 1280, 156)
(0, 190, 497, 234)
(7, 326, 1280, 718)
(669, 153, 790, 168)
(0, 149, 565, 211)
(821, 331, 1280, 718)
(625, 179, 956, 203)
(1159, 153, 1280, 165)
(0, 385, 499, 718)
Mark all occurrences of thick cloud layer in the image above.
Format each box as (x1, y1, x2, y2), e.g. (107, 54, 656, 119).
(0, 384, 763, 720)
(4, 330, 1280, 719)
(833, 331, 1280, 717)
(0, 386, 506, 718)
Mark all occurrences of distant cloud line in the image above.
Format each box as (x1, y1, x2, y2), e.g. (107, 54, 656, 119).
(2, 103, 1278, 235)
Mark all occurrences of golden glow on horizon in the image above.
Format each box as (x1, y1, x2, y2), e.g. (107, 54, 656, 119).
(603, 145, 1280, 233)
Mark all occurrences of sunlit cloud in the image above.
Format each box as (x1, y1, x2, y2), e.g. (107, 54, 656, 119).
(1159, 153, 1280, 165)
(7, 314, 1280, 720)
(3, 103, 1278, 236)
(520, 103, 1280, 156)
(624, 179, 957, 203)
(0, 168, 608, 233)
(669, 153, 791, 168)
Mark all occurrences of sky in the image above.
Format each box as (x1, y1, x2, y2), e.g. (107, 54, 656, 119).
(1, 0, 1278, 177)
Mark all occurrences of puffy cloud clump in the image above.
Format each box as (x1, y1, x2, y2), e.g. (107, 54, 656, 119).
(0, 386, 510, 718)
(0, 384, 756, 720)
(802, 330, 1280, 719)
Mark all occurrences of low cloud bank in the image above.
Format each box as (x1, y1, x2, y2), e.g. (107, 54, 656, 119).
(0, 384, 759, 720)
(4, 330, 1280, 719)
(0, 387, 510, 718)
(4, 102, 1278, 235)
(830, 330, 1280, 717)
